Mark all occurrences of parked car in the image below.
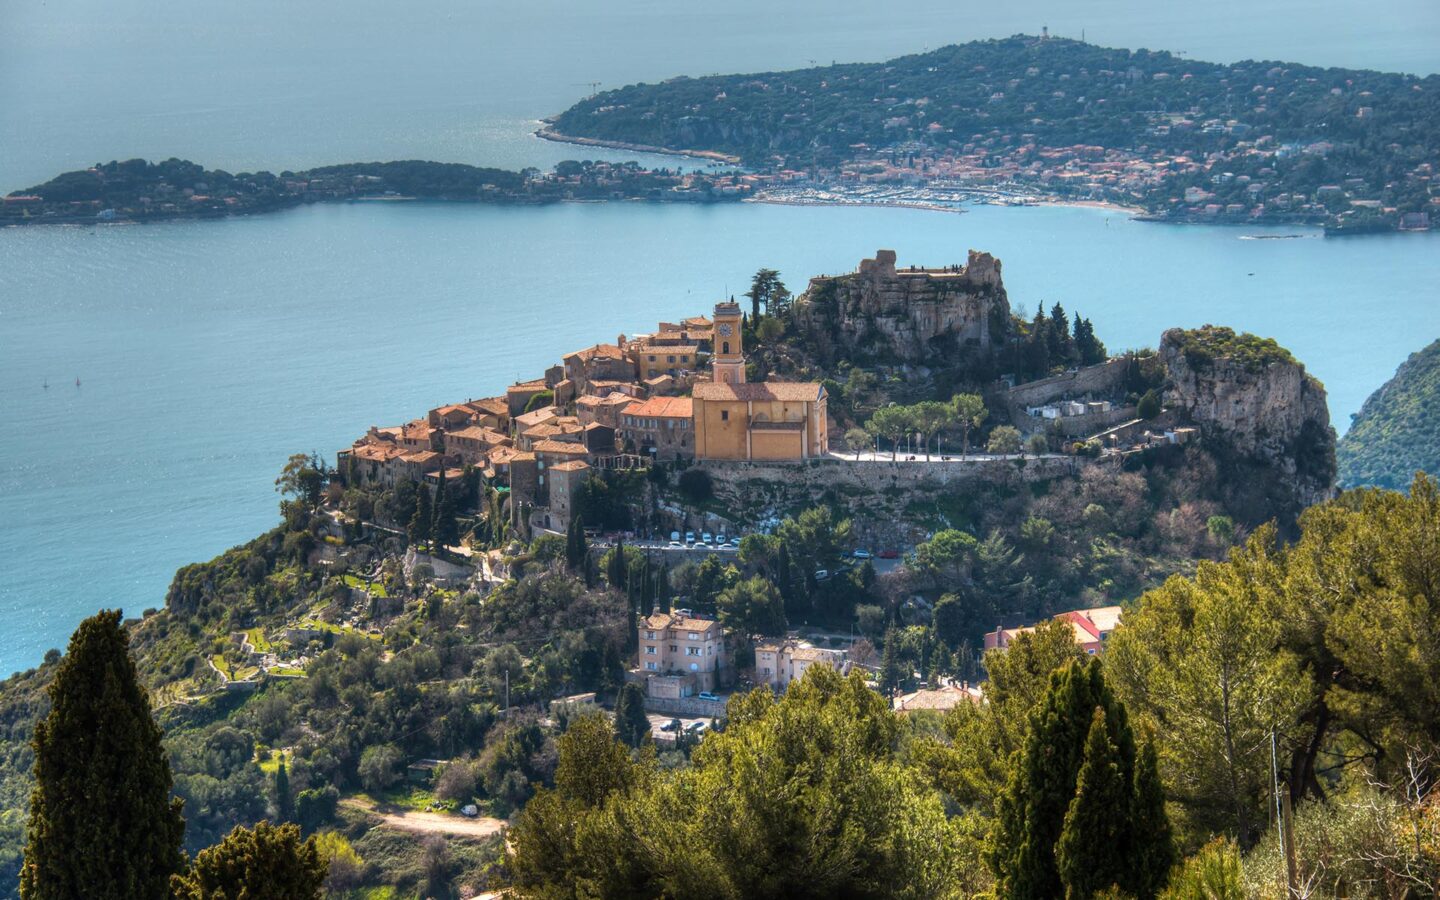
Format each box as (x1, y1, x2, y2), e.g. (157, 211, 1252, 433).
(686, 721, 707, 734)
(661, 718, 681, 733)
(668, 540, 683, 549)
(670, 530, 680, 542)
(685, 531, 696, 544)
(718, 541, 736, 551)
(697, 691, 720, 702)
(716, 533, 728, 545)
(701, 532, 714, 544)
(878, 549, 901, 559)
(852, 549, 873, 560)
(460, 804, 479, 818)
(813, 569, 830, 581)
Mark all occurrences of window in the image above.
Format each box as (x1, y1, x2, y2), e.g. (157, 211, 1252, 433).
(646, 661, 657, 671)
(645, 646, 656, 655)
(648, 355, 656, 362)
(688, 632, 698, 640)
(687, 647, 700, 656)
(722, 341, 730, 354)
(721, 410, 729, 421)
(667, 355, 675, 363)
(644, 630, 656, 640)
(669, 645, 677, 653)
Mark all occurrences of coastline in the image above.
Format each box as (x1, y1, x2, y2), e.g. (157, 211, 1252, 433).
(534, 123, 742, 165)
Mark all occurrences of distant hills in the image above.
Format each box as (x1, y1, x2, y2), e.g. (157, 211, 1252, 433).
(1338, 339, 1440, 489)
(549, 35, 1439, 229)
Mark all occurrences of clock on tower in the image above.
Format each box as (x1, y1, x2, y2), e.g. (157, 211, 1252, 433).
(711, 300, 745, 384)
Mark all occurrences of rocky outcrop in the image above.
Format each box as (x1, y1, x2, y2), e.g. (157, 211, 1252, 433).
(1161, 326, 1336, 513)
(793, 249, 1007, 366)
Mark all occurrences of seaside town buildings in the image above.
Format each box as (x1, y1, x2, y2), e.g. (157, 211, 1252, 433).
(635, 611, 729, 698)
(339, 292, 830, 536)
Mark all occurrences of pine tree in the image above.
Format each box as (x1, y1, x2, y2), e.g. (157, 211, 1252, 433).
(1127, 736, 1176, 899)
(274, 758, 294, 823)
(171, 821, 327, 900)
(613, 683, 652, 749)
(21, 610, 186, 899)
(408, 484, 433, 545)
(1056, 707, 1131, 899)
(565, 514, 588, 572)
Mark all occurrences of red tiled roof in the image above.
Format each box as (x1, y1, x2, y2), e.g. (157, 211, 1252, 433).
(693, 381, 824, 402)
(622, 396, 694, 419)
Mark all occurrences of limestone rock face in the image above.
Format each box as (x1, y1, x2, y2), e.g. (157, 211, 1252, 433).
(1161, 327, 1336, 510)
(794, 249, 1006, 365)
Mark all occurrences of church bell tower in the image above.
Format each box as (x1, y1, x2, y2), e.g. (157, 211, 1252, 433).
(711, 300, 745, 384)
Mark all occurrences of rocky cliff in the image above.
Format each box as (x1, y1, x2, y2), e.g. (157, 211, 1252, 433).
(1162, 325, 1336, 516)
(793, 249, 1007, 366)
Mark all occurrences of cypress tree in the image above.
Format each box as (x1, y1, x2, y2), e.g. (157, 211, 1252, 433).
(565, 514, 587, 572)
(879, 627, 902, 699)
(1056, 708, 1131, 899)
(1127, 736, 1176, 899)
(989, 658, 1135, 900)
(21, 610, 185, 899)
(606, 538, 628, 594)
(432, 469, 459, 548)
(613, 683, 652, 749)
(408, 484, 433, 545)
(274, 758, 294, 823)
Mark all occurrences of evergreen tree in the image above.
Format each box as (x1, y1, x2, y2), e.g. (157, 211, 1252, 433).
(606, 537, 628, 594)
(1128, 736, 1176, 899)
(171, 821, 327, 900)
(408, 484, 433, 545)
(1137, 389, 1162, 420)
(432, 470, 459, 548)
(21, 610, 186, 899)
(989, 658, 1135, 900)
(613, 683, 652, 749)
(565, 514, 587, 572)
(879, 627, 902, 699)
(1056, 708, 1131, 899)
(274, 758, 293, 823)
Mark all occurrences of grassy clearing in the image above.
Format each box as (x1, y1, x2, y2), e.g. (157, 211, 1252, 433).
(244, 627, 272, 653)
(342, 573, 388, 598)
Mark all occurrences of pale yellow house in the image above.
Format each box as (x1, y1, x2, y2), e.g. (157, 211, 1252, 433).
(754, 640, 849, 690)
(638, 611, 728, 697)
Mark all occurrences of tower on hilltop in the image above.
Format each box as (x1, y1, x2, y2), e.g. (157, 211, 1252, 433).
(711, 300, 745, 384)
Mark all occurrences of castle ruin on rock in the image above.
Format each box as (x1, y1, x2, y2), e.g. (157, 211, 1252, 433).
(793, 249, 1008, 365)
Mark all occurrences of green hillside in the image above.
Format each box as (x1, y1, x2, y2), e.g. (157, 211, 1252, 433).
(1339, 339, 1440, 489)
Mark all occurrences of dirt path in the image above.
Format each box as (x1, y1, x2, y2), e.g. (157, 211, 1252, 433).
(343, 798, 507, 839)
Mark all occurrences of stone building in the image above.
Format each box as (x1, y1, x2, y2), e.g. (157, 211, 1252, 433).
(690, 301, 829, 461)
(637, 611, 729, 697)
(619, 396, 694, 460)
(754, 640, 849, 690)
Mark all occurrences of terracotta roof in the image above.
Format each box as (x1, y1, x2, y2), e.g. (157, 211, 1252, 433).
(448, 425, 508, 444)
(466, 397, 508, 415)
(507, 378, 548, 392)
(548, 460, 591, 473)
(565, 343, 628, 362)
(531, 440, 589, 456)
(514, 406, 560, 429)
(622, 396, 694, 419)
(643, 612, 718, 631)
(693, 381, 825, 402)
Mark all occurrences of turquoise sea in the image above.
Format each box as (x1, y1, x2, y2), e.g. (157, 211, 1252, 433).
(1, 0, 1438, 673)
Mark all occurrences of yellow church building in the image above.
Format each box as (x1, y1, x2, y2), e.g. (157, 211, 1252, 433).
(691, 301, 829, 460)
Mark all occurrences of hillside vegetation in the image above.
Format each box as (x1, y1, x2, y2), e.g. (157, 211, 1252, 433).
(1338, 338, 1440, 489)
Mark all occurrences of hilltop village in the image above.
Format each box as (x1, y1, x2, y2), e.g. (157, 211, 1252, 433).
(0, 245, 1345, 898)
(338, 247, 1331, 548)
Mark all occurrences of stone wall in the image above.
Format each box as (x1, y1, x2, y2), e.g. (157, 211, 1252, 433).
(642, 695, 728, 718)
(1005, 357, 1129, 408)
